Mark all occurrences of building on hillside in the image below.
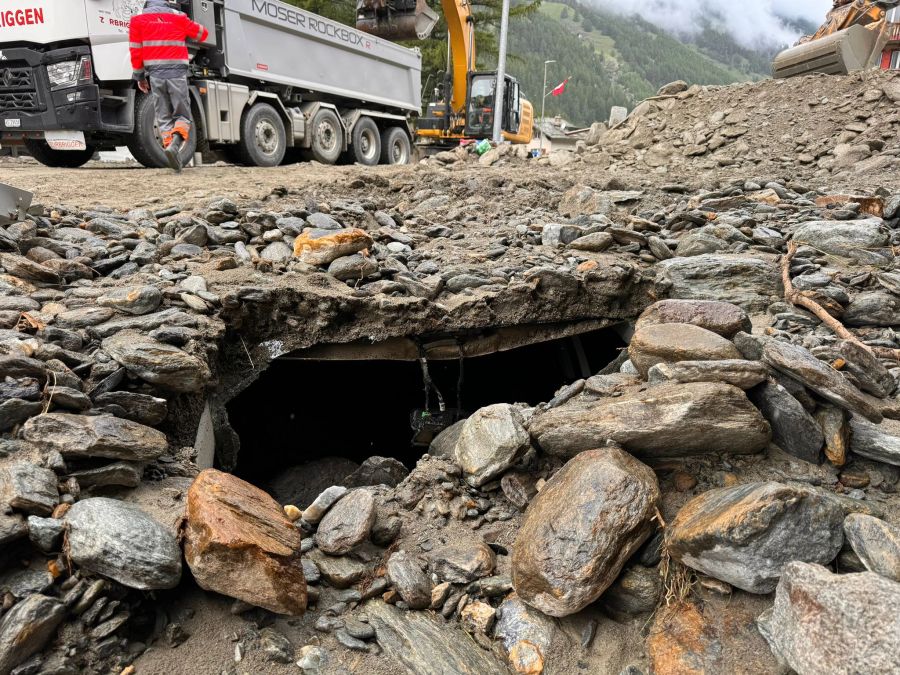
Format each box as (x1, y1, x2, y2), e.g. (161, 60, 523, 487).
(528, 116, 587, 154)
(880, 7, 900, 68)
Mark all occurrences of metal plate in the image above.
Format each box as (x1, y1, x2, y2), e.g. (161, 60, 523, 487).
(0, 181, 33, 225)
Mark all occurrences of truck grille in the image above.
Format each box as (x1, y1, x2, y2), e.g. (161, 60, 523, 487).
(0, 64, 41, 113)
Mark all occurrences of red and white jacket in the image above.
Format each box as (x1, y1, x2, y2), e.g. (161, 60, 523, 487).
(129, 4, 209, 80)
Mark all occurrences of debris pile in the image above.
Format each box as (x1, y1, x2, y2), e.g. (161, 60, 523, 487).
(1, 70, 900, 675)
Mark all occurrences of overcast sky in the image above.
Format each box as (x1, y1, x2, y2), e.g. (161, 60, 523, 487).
(591, 0, 833, 48)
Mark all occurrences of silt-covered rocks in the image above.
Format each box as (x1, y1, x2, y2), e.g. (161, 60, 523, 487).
(22, 413, 167, 461)
(666, 482, 844, 593)
(103, 332, 210, 393)
(758, 562, 900, 675)
(512, 445, 659, 617)
(183, 469, 307, 615)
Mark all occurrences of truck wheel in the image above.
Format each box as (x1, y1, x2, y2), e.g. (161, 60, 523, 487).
(380, 127, 411, 165)
(24, 139, 95, 168)
(310, 109, 343, 165)
(351, 117, 381, 166)
(237, 103, 286, 167)
(126, 93, 196, 169)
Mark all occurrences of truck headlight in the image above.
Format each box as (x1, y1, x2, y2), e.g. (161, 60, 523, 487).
(47, 56, 93, 90)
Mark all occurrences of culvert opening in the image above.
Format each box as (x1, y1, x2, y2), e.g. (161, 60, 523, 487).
(227, 323, 626, 502)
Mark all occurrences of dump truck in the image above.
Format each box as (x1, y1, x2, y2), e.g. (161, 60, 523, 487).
(773, 0, 899, 78)
(0, 0, 422, 168)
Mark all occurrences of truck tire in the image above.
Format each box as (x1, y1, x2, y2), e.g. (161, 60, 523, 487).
(24, 139, 95, 168)
(310, 108, 343, 165)
(237, 103, 286, 167)
(380, 127, 411, 165)
(351, 117, 381, 166)
(126, 92, 196, 169)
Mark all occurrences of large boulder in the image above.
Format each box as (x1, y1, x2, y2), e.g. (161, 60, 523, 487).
(792, 219, 888, 257)
(512, 446, 659, 617)
(65, 497, 182, 590)
(184, 469, 307, 615)
(654, 254, 781, 311)
(635, 299, 751, 338)
(628, 323, 742, 378)
(103, 332, 210, 393)
(22, 413, 167, 461)
(666, 482, 844, 593)
(0, 594, 66, 675)
(315, 489, 376, 555)
(454, 404, 532, 487)
(843, 514, 900, 582)
(758, 562, 900, 674)
(530, 382, 770, 459)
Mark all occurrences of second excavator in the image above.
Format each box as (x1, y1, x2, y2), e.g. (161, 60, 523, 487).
(773, 0, 899, 78)
(356, 0, 534, 148)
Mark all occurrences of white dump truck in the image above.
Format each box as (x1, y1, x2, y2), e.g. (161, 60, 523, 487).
(0, 0, 421, 168)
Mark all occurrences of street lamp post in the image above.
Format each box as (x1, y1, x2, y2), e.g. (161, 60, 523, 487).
(491, 0, 511, 143)
(539, 59, 555, 156)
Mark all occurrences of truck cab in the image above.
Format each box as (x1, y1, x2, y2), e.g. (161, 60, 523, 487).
(0, 0, 419, 168)
(462, 72, 532, 144)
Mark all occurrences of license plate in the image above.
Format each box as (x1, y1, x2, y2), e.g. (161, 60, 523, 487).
(4, 119, 20, 128)
(46, 130, 87, 151)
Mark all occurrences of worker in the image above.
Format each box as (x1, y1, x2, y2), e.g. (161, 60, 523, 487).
(129, 0, 209, 172)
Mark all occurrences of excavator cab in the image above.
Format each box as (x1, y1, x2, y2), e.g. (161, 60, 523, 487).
(463, 72, 524, 139)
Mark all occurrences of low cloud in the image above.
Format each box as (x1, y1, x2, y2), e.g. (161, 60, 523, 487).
(589, 0, 831, 48)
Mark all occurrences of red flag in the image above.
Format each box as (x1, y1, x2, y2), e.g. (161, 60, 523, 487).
(550, 77, 571, 97)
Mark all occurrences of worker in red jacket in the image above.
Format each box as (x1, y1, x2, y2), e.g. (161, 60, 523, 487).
(129, 0, 209, 171)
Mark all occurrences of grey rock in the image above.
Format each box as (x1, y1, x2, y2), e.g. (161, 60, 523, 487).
(494, 595, 556, 662)
(315, 489, 376, 555)
(0, 513, 26, 547)
(386, 551, 431, 610)
(541, 223, 583, 248)
(92, 391, 168, 426)
(308, 551, 368, 589)
(367, 600, 510, 675)
(843, 514, 900, 582)
(844, 291, 900, 327)
(343, 456, 408, 488)
(568, 232, 613, 252)
(648, 360, 767, 390)
(103, 332, 210, 393)
(302, 486, 348, 525)
(758, 562, 900, 675)
(429, 420, 465, 459)
(792, 219, 888, 257)
(530, 382, 770, 459)
(512, 446, 659, 616)
(259, 627, 294, 663)
(97, 286, 162, 316)
(654, 254, 781, 311)
(0, 568, 53, 600)
(761, 337, 883, 423)
(629, 323, 742, 378)
(0, 594, 65, 675)
(22, 413, 167, 461)
(0, 400, 43, 432)
(454, 404, 531, 487)
(307, 213, 342, 230)
(636, 299, 752, 339)
(335, 629, 368, 651)
(850, 417, 900, 465)
(67, 461, 142, 489)
(2, 463, 59, 516)
(667, 482, 844, 593)
(26, 516, 65, 552)
(748, 381, 824, 464)
(430, 539, 496, 584)
(260, 241, 293, 262)
(328, 254, 379, 281)
(602, 565, 662, 617)
(55, 307, 116, 329)
(65, 497, 182, 590)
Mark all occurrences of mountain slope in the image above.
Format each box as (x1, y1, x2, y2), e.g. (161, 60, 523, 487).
(508, 0, 776, 126)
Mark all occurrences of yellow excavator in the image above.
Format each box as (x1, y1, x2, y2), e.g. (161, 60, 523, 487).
(356, 0, 534, 147)
(773, 0, 899, 78)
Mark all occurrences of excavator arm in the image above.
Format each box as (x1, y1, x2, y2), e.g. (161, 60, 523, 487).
(773, 0, 899, 78)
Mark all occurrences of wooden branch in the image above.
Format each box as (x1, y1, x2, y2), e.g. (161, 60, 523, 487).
(781, 241, 900, 362)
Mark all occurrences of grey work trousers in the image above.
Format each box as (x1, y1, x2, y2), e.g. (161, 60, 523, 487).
(149, 75, 192, 135)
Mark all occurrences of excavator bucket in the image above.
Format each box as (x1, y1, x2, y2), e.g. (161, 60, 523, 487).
(772, 24, 880, 78)
(356, 0, 439, 41)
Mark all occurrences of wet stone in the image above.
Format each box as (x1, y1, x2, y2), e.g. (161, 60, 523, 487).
(748, 381, 824, 464)
(386, 551, 431, 610)
(454, 403, 532, 487)
(0, 594, 65, 675)
(843, 514, 900, 582)
(3, 463, 59, 516)
(629, 323, 742, 377)
(102, 332, 210, 393)
(22, 413, 167, 461)
(96, 286, 162, 316)
(430, 539, 496, 584)
(315, 489, 376, 555)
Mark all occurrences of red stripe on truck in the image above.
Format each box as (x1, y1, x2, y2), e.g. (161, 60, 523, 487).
(0, 8, 45, 28)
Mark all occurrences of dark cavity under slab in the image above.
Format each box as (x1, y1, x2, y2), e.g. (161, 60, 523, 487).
(227, 326, 626, 491)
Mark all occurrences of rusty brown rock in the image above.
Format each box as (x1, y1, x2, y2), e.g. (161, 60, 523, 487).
(511, 446, 659, 617)
(183, 469, 306, 616)
(292, 228, 374, 266)
(636, 299, 752, 338)
(648, 601, 722, 675)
